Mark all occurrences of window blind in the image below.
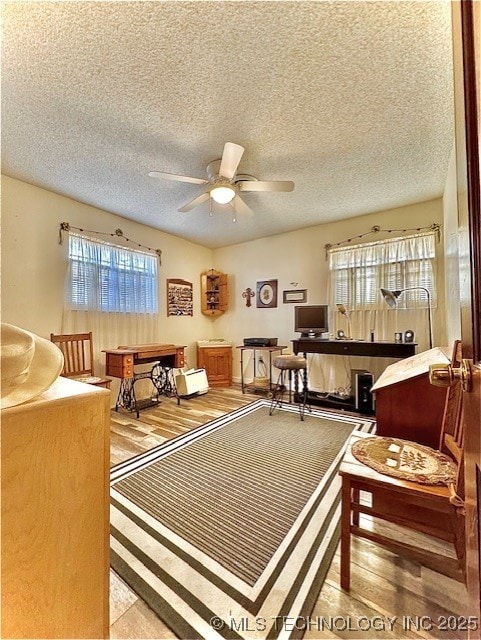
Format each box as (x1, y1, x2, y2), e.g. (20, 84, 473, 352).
(66, 233, 159, 314)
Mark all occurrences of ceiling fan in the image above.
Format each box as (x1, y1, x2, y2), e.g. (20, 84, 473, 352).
(149, 142, 294, 221)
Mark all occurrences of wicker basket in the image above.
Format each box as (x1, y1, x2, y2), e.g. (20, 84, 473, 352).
(253, 376, 270, 388)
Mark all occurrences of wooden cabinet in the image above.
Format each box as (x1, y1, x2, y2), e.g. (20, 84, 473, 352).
(1, 377, 110, 639)
(197, 345, 232, 386)
(372, 347, 450, 449)
(201, 269, 228, 317)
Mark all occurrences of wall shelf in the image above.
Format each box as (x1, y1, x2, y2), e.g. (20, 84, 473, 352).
(201, 269, 228, 317)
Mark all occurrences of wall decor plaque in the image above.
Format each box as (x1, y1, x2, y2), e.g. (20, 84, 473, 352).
(283, 289, 307, 303)
(167, 279, 193, 316)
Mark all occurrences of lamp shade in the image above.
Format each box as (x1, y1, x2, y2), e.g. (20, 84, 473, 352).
(210, 186, 236, 204)
(380, 288, 401, 309)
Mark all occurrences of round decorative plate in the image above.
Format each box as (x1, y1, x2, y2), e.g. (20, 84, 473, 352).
(351, 436, 457, 485)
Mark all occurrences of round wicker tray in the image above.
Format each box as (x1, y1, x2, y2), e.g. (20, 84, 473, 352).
(351, 436, 457, 485)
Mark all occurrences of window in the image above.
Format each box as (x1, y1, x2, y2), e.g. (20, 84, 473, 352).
(329, 232, 437, 310)
(66, 233, 158, 313)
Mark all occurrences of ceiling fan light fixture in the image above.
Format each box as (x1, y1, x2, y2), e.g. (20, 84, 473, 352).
(210, 185, 236, 204)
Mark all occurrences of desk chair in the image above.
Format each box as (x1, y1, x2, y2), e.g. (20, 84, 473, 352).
(339, 341, 465, 590)
(50, 332, 112, 390)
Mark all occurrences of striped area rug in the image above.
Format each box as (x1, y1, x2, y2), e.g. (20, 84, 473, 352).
(110, 399, 375, 639)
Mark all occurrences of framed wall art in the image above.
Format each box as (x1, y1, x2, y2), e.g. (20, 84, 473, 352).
(256, 279, 278, 308)
(283, 289, 307, 303)
(167, 279, 193, 316)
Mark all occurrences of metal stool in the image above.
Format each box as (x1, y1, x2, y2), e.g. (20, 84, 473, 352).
(269, 354, 310, 420)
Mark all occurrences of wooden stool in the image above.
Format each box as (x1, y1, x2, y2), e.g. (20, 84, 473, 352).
(269, 354, 310, 420)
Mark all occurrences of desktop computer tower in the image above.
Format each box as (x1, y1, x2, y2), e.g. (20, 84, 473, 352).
(351, 369, 374, 414)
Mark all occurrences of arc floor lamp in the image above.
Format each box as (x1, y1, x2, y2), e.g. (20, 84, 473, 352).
(380, 287, 433, 349)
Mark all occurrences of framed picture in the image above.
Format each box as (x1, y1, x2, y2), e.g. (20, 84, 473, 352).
(256, 279, 278, 308)
(283, 289, 307, 304)
(167, 279, 193, 316)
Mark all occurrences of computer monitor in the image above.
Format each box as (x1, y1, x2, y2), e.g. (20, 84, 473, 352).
(294, 305, 329, 338)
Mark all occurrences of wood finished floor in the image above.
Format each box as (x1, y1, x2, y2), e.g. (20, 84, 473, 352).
(109, 385, 469, 640)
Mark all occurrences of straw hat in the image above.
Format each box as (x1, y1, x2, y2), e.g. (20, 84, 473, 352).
(1, 323, 64, 409)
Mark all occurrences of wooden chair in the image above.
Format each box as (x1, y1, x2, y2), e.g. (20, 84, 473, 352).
(50, 332, 112, 390)
(339, 341, 465, 590)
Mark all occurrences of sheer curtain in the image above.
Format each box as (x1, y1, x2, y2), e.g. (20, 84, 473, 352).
(62, 233, 160, 377)
(309, 232, 438, 394)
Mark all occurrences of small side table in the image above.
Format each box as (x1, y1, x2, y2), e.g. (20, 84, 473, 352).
(236, 345, 287, 396)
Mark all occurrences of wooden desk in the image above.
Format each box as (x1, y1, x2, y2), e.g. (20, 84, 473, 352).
(291, 339, 417, 412)
(292, 339, 417, 359)
(104, 344, 185, 416)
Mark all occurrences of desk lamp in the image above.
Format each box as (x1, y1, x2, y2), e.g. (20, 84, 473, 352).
(380, 287, 433, 349)
(336, 303, 352, 339)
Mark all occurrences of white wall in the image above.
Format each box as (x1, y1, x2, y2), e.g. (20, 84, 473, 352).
(443, 143, 462, 344)
(212, 199, 446, 387)
(1, 175, 215, 369)
(1, 176, 446, 394)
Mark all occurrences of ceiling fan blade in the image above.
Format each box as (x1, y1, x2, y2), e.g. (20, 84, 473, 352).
(238, 180, 294, 192)
(219, 142, 245, 180)
(232, 195, 254, 217)
(178, 191, 210, 212)
(149, 171, 208, 185)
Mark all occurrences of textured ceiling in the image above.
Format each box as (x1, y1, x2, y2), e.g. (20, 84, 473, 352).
(2, 1, 454, 249)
